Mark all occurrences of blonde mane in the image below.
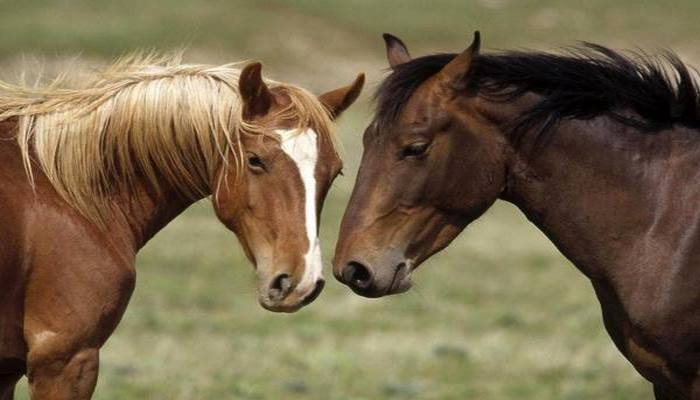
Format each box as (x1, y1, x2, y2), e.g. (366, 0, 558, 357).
(0, 53, 335, 224)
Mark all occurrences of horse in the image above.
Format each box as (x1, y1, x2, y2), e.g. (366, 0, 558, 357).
(0, 53, 364, 399)
(333, 31, 700, 399)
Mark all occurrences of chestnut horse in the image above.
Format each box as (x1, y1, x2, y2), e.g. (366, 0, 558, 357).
(334, 32, 700, 399)
(0, 54, 363, 399)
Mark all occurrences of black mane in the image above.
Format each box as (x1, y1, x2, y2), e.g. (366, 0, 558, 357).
(374, 44, 700, 136)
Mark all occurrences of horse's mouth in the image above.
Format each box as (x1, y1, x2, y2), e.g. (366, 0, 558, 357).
(259, 278, 325, 313)
(300, 279, 325, 306)
(385, 262, 412, 295)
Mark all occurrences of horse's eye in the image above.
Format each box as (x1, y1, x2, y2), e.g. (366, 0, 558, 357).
(401, 142, 430, 159)
(247, 153, 266, 172)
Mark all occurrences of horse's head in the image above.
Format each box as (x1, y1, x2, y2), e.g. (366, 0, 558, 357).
(334, 32, 508, 297)
(214, 62, 364, 312)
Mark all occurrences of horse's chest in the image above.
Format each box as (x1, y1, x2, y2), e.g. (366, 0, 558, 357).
(596, 284, 697, 395)
(0, 257, 27, 367)
(622, 325, 698, 398)
(0, 184, 29, 367)
(625, 334, 673, 382)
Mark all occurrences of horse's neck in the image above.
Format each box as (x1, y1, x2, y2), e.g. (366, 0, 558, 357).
(1, 117, 205, 254)
(109, 183, 201, 250)
(502, 115, 700, 280)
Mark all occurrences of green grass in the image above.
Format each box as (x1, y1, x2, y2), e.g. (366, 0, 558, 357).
(6, 0, 696, 398)
(1, 0, 699, 58)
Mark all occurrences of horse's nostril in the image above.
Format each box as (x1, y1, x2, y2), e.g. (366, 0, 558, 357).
(269, 273, 292, 301)
(343, 261, 372, 289)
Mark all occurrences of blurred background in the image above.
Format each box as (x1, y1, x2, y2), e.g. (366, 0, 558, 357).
(5, 1, 699, 399)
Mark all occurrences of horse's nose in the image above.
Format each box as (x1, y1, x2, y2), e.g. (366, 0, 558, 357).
(267, 273, 293, 302)
(342, 261, 373, 291)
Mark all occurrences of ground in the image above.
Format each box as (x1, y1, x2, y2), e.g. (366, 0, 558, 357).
(4, 1, 698, 398)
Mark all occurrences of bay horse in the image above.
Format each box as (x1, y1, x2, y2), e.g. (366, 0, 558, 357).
(0, 54, 363, 399)
(334, 32, 700, 399)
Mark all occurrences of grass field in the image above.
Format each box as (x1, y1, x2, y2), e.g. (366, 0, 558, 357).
(5, 1, 700, 398)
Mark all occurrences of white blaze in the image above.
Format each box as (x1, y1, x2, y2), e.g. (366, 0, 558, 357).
(277, 128, 323, 287)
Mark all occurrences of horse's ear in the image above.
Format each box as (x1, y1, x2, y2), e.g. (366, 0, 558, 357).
(239, 62, 273, 120)
(383, 33, 411, 69)
(319, 73, 365, 119)
(438, 31, 481, 90)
